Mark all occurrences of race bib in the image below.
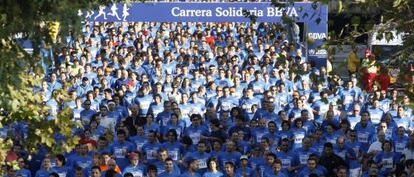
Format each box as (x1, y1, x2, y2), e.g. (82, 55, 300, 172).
(136, 143, 144, 152)
(358, 133, 368, 143)
(140, 101, 150, 109)
(74, 111, 81, 119)
(243, 104, 253, 113)
(77, 162, 90, 169)
(344, 95, 354, 104)
(382, 157, 393, 169)
(222, 102, 231, 111)
(114, 148, 125, 158)
(370, 113, 381, 124)
(294, 134, 305, 144)
(192, 132, 201, 144)
(395, 143, 406, 153)
(162, 117, 169, 126)
(147, 149, 157, 160)
(299, 155, 309, 165)
(131, 171, 143, 177)
(280, 97, 287, 104)
(170, 150, 179, 161)
(58, 172, 67, 177)
(320, 105, 329, 114)
(281, 159, 291, 169)
(396, 121, 408, 129)
(199, 159, 207, 169)
(253, 85, 261, 92)
(256, 133, 264, 142)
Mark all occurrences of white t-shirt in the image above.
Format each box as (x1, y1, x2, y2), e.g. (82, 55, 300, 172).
(403, 148, 414, 160)
(367, 141, 382, 154)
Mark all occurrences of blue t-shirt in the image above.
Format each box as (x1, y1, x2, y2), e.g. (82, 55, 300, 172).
(122, 164, 146, 177)
(202, 171, 224, 177)
(109, 140, 135, 170)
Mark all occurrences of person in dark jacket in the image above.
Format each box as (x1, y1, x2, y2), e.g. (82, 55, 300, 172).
(319, 142, 348, 177)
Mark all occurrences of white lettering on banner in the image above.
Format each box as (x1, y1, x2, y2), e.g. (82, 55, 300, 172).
(267, 7, 298, 17)
(216, 7, 264, 17)
(308, 33, 327, 40)
(171, 7, 300, 18)
(171, 7, 213, 17)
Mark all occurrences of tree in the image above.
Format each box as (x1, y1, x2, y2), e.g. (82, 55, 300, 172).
(0, 0, 119, 168)
(328, 0, 414, 96)
(273, 0, 414, 99)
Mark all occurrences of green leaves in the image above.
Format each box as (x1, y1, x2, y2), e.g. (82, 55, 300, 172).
(0, 0, 127, 167)
(338, 0, 344, 13)
(393, 0, 402, 7)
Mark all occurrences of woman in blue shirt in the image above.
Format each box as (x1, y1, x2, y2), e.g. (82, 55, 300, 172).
(290, 118, 307, 149)
(203, 157, 224, 177)
(51, 154, 71, 177)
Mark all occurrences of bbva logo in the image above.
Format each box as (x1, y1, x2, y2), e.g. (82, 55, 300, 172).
(308, 33, 327, 40)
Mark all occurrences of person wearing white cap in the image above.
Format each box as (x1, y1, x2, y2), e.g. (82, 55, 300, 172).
(236, 155, 254, 177)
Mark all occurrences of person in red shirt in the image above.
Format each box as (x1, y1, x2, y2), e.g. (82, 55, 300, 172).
(361, 51, 378, 92)
(205, 30, 215, 48)
(376, 65, 390, 91)
(79, 129, 97, 147)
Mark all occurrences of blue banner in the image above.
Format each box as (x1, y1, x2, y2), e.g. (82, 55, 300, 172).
(85, 2, 327, 67)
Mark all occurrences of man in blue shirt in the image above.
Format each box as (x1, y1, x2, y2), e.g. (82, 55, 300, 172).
(354, 111, 376, 152)
(394, 105, 410, 130)
(122, 152, 146, 177)
(263, 159, 288, 177)
(47, 73, 62, 91)
(109, 129, 135, 171)
(347, 104, 362, 130)
(141, 130, 160, 164)
(228, 115, 251, 142)
(183, 114, 209, 145)
(297, 157, 325, 177)
(162, 129, 184, 162)
(217, 86, 238, 113)
(248, 71, 266, 95)
(69, 144, 93, 171)
(148, 94, 164, 117)
(368, 100, 385, 125)
(239, 87, 261, 120)
(183, 141, 211, 174)
(134, 85, 153, 118)
(153, 149, 181, 175)
(294, 137, 318, 167)
(274, 138, 299, 174)
(339, 81, 356, 112)
(80, 100, 96, 126)
(218, 140, 242, 170)
(77, 77, 93, 97)
(181, 159, 201, 177)
(158, 158, 181, 177)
